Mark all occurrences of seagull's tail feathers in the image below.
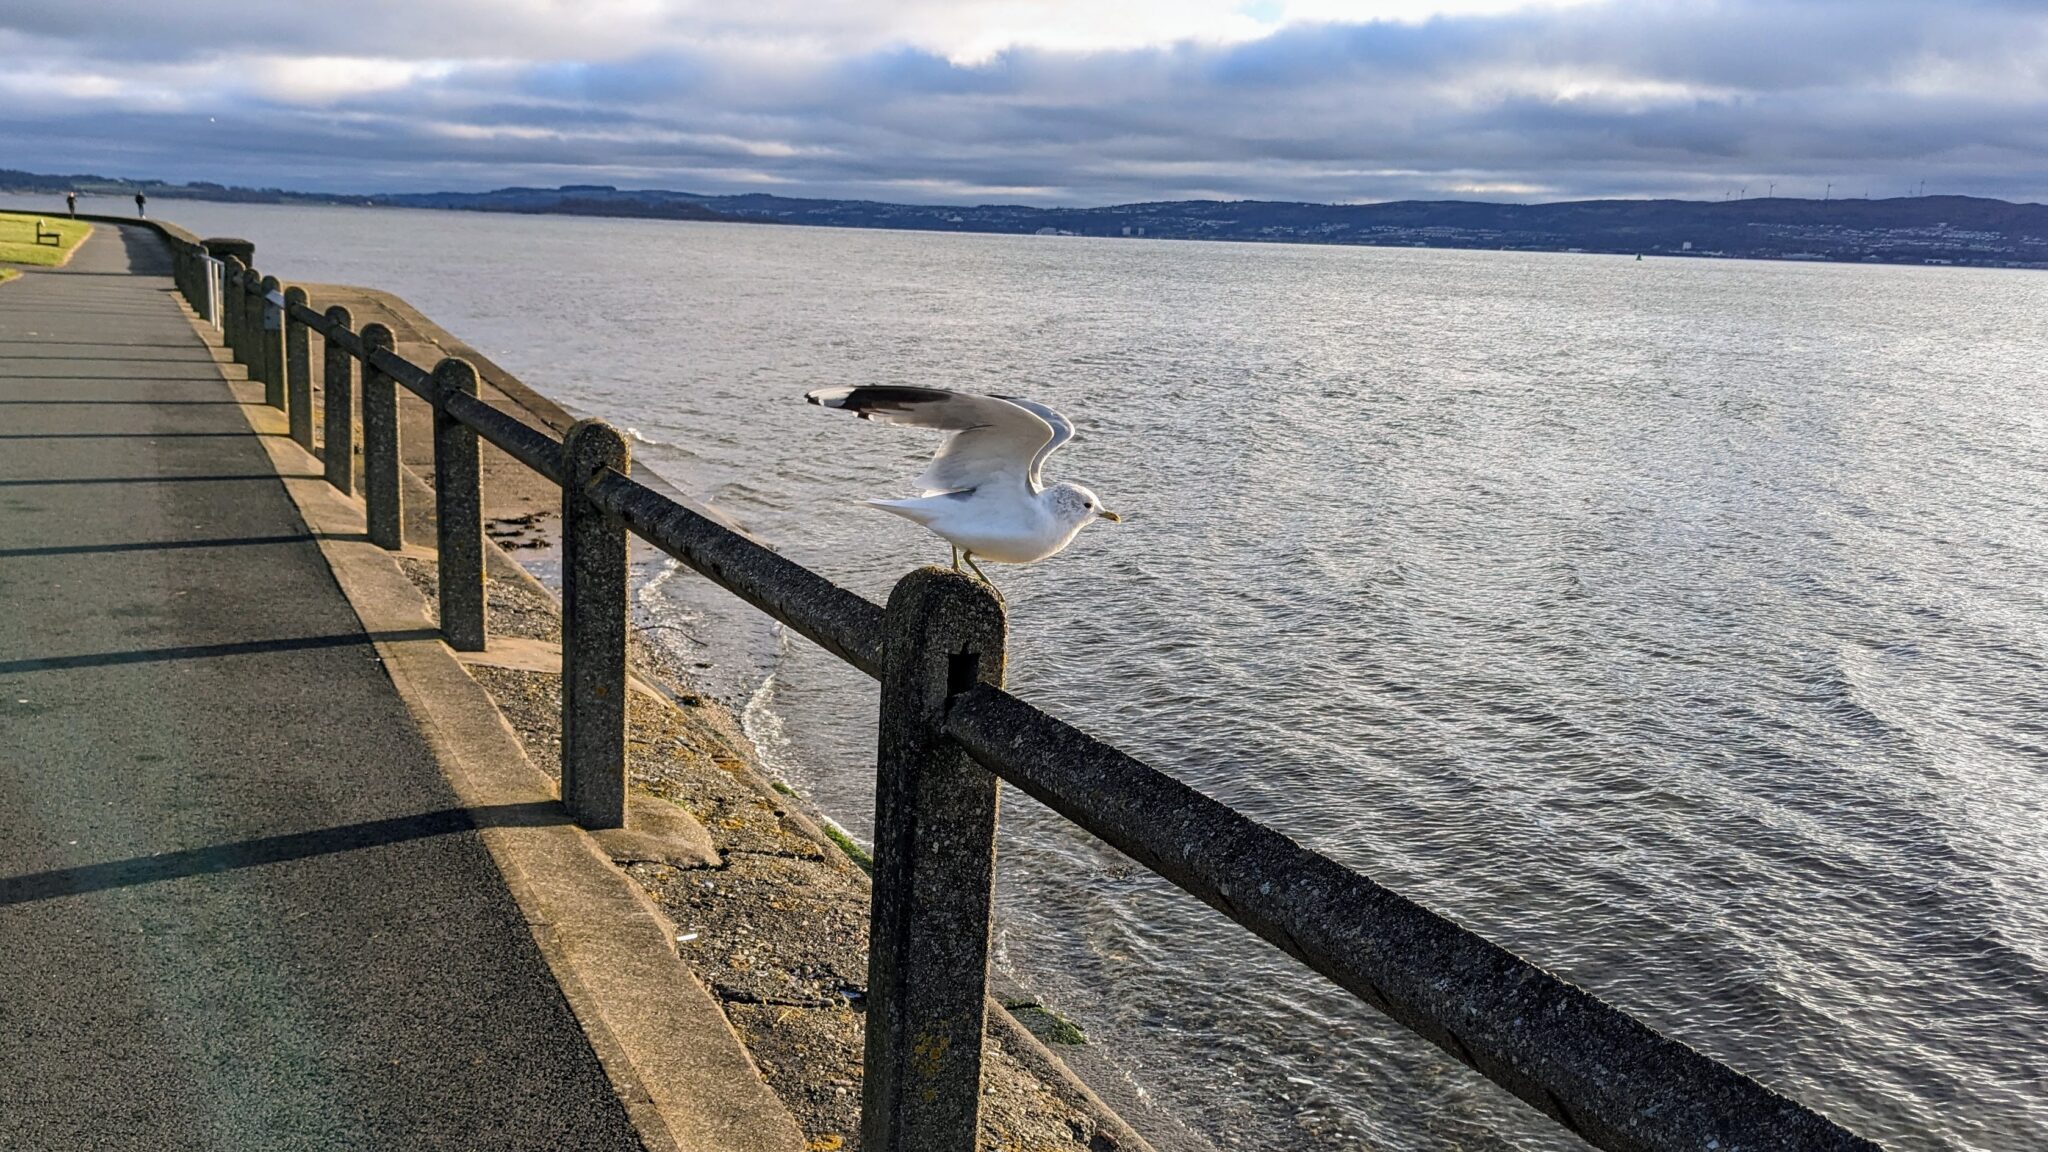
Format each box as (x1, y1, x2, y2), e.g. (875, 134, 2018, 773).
(864, 496, 943, 527)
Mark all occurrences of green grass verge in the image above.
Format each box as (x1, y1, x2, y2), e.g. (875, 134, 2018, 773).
(0, 267, 18, 286)
(0, 212, 93, 267)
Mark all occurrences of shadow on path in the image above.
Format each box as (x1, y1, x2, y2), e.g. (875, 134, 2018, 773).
(0, 802, 568, 907)
(0, 432, 267, 440)
(0, 393, 249, 399)
(0, 474, 314, 487)
(0, 532, 355, 559)
(0, 629, 439, 674)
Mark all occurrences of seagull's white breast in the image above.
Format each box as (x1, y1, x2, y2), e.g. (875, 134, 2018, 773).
(877, 485, 1084, 565)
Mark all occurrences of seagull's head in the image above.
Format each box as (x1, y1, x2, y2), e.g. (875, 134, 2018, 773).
(1046, 482, 1122, 533)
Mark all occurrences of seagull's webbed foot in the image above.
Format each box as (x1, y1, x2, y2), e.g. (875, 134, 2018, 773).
(962, 552, 1004, 604)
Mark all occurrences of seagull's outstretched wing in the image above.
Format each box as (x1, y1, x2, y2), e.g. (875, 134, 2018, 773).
(806, 385, 1074, 493)
(991, 395, 1075, 489)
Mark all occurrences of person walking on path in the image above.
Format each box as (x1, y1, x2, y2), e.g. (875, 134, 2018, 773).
(133, 190, 146, 218)
(65, 191, 76, 217)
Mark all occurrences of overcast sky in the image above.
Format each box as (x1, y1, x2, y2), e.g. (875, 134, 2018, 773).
(3, 1, 2045, 205)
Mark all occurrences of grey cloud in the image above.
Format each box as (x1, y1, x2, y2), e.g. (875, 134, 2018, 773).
(3, 0, 2046, 204)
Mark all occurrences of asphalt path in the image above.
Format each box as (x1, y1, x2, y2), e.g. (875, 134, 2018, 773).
(0, 223, 644, 1150)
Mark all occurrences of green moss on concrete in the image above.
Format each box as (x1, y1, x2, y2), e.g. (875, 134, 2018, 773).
(821, 821, 873, 876)
(1003, 1000, 1088, 1045)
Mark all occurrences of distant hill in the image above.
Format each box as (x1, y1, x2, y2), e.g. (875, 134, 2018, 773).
(6, 168, 2044, 267)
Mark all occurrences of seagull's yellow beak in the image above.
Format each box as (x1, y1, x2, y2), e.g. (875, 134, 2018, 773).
(1098, 509, 1122, 523)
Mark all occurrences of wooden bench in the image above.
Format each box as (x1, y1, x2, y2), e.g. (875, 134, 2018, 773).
(34, 219, 61, 246)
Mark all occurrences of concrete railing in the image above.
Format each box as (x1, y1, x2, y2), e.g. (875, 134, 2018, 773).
(151, 228, 1886, 1152)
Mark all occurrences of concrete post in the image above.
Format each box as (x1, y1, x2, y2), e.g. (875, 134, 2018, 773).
(242, 270, 264, 376)
(560, 419, 630, 829)
(188, 251, 208, 326)
(284, 286, 314, 449)
(432, 358, 486, 652)
(202, 237, 255, 267)
(221, 258, 245, 363)
(861, 567, 1008, 1152)
(323, 306, 356, 495)
(233, 265, 251, 365)
(360, 323, 402, 551)
(260, 275, 286, 410)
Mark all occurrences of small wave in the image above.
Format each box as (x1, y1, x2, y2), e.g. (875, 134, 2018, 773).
(621, 425, 698, 459)
(639, 555, 683, 598)
(737, 643, 813, 808)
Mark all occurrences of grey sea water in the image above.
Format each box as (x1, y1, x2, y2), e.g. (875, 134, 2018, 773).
(26, 194, 2046, 1150)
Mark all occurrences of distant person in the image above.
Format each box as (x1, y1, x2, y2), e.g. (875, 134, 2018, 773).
(65, 191, 76, 217)
(134, 191, 147, 218)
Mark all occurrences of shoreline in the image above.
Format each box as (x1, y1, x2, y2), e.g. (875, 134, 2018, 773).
(297, 277, 1178, 1151)
(10, 184, 2047, 271)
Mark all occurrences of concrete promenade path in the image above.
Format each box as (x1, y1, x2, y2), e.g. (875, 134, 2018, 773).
(0, 227, 645, 1148)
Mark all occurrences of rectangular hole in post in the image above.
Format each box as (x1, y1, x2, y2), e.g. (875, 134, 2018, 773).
(947, 649, 980, 697)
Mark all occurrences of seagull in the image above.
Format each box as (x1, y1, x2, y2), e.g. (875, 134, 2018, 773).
(805, 385, 1120, 597)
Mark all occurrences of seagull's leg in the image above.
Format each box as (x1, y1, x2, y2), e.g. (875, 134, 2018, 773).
(951, 544, 961, 572)
(962, 552, 1004, 603)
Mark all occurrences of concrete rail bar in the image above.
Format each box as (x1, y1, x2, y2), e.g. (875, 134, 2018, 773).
(368, 343, 435, 399)
(942, 683, 1880, 1152)
(289, 299, 336, 336)
(328, 323, 365, 359)
(587, 470, 888, 677)
(442, 390, 567, 485)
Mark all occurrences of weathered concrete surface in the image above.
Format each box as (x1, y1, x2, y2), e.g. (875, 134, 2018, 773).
(864, 568, 1008, 1152)
(358, 322, 401, 550)
(93, 223, 1160, 1152)
(399, 548, 1141, 1152)
(234, 364, 802, 1152)
(284, 285, 313, 450)
(310, 284, 1168, 1152)
(429, 358, 486, 652)
(0, 225, 646, 1150)
(294, 282, 569, 539)
(562, 420, 632, 830)
(944, 680, 1885, 1152)
(258, 274, 284, 410)
(200, 236, 253, 266)
(320, 304, 354, 494)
